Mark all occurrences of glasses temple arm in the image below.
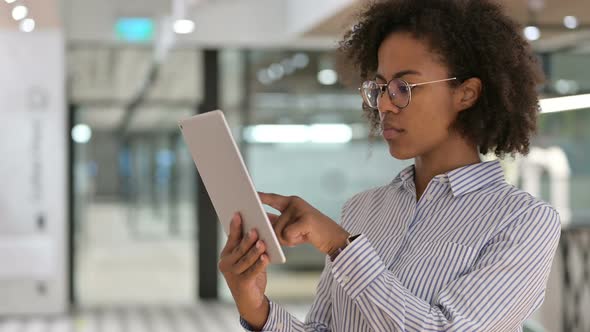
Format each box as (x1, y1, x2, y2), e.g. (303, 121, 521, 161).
(409, 77, 458, 88)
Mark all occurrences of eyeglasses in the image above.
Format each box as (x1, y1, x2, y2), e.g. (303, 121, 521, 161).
(359, 77, 457, 110)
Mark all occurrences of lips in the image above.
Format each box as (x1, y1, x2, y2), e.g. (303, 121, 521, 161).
(382, 124, 405, 140)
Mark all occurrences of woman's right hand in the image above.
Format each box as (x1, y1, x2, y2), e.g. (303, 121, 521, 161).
(219, 212, 270, 330)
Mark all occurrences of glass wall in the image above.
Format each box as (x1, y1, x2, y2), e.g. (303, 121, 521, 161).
(71, 46, 199, 306)
(534, 53, 590, 225)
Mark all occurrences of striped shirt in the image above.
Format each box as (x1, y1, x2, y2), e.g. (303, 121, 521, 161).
(241, 160, 561, 331)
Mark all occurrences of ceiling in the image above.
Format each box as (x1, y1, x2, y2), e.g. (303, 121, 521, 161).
(0, 0, 60, 29)
(3, 0, 589, 49)
(306, 0, 590, 53)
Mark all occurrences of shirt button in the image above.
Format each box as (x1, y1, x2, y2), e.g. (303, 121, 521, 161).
(277, 322, 284, 329)
(342, 276, 350, 284)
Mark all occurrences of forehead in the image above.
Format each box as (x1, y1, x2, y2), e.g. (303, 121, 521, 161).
(376, 32, 445, 77)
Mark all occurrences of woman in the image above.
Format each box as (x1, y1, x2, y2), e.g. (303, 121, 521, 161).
(219, 0, 561, 331)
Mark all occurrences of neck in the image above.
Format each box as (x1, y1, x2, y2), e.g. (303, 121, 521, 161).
(413, 133, 481, 201)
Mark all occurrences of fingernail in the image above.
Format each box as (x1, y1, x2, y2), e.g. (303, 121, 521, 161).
(256, 240, 262, 249)
(249, 230, 255, 238)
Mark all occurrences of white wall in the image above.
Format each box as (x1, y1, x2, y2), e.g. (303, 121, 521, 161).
(0, 30, 68, 315)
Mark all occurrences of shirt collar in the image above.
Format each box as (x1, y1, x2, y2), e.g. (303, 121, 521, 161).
(447, 160, 505, 197)
(393, 160, 505, 197)
(398, 164, 415, 183)
(390, 164, 414, 188)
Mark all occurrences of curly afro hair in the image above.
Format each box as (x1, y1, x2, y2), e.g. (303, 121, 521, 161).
(339, 0, 544, 158)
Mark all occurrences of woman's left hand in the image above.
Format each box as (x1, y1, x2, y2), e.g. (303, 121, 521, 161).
(258, 192, 350, 255)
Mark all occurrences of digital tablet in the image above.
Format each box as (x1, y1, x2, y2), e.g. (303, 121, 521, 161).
(178, 110, 286, 264)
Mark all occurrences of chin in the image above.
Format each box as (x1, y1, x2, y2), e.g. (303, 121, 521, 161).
(387, 142, 416, 160)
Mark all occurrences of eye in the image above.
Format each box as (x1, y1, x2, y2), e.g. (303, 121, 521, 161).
(396, 81, 410, 94)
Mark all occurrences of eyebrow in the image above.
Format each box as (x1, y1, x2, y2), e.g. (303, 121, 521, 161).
(375, 70, 421, 81)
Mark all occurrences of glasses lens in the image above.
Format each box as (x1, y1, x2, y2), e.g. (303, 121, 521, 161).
(388, 79, 411, 108)
(361, 81, 380, 109)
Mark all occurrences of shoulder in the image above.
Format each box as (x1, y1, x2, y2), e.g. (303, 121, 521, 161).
(495, 184, 562, 238)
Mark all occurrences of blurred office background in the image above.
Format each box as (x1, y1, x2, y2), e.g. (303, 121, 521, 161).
(0, 0, 589, 331)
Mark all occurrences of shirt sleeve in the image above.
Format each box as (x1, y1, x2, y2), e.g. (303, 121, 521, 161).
(238, 195, 362, 332)
(330, 204, 561, 331)
(239, 256, 335, 331)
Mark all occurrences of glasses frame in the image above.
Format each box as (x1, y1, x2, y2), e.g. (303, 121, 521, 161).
(359, 77, 458, 110)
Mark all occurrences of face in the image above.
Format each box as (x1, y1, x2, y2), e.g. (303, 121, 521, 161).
(375, 32, 460, 160)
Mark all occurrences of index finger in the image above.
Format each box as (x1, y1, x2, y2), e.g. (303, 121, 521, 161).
(258, 192, 291, 212)
(266, 212, 280, 225)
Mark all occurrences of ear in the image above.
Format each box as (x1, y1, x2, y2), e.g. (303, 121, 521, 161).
(453, 77, 482, 113)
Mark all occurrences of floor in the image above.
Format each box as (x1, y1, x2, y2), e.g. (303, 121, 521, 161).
(75, 202, 322, 305)
(0, 302, 311, 332)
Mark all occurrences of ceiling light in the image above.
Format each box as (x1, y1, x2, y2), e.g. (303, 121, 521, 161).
(19, 18, 35, 32)
(317, 69, 338, 85)
(563, 16, 579, 29)
(269, 63, 285, 80)
(245, 125, 308, 144)
(173, 19, 195, 34)
(257, 69, 272, 85)
(524, 26, 541, 41)
(244, 124, 353, 144)
(309, 124, 352, 143)
(12, 5, 28, 21)
(71, 124, 92, 144)
(540, 94, 590, 114)
(292, 53, 309, 69)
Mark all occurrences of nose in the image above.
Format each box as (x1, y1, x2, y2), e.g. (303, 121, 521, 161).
(377, 89, 402, 115)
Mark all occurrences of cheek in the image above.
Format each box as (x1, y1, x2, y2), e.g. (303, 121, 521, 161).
(410, 93, 456, 134)
(387, 97, 456, 158)
(412, 110, 453, 136)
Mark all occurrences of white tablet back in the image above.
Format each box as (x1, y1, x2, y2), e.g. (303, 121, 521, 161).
(179, 110, 286, 264)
